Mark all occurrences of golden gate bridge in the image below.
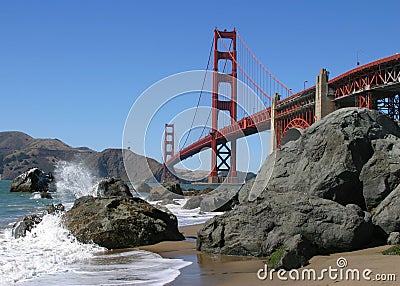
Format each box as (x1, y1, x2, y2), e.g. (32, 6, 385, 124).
(162, 28, 400, 183)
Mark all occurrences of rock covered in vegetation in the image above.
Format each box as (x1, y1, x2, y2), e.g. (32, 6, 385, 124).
(10, 168, 54, 193)
(63, 196, 184, 249)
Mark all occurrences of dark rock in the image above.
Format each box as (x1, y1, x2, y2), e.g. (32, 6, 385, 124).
(183, 196, 203, 209)
(40, 191, 53, 199)
(10, 168, 54, 193)
(147, 181, 184, 201)
(199, 188, 239, 212)
(372, 184, 400, 234)
(249, 108, 400, 210)
(12, 214, 42, 238)
(96, 177, 132, 198)
(63, 196, 184, 249)
(197, 191, 374, 257)
(360, 136, 400, 208)
(387, 232, 400, 245)
(46, 203, 65, 214)
(273, 234, 317, 270)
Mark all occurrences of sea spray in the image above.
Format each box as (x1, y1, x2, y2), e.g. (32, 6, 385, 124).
(0, 213, 105, 285)
(54, 161, 97, 201)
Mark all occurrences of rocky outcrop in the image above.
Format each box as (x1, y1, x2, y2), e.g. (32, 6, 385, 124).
(63, 196, 184, 249)
(197, 191, 375, 258)
(12, 214, 42, 238)
(245, 108, 400, 210)
(147, 181, 184, 201)
(96, 177, 132, 198)
(10, 168, 54, 193)
(372, 184, 400, 234)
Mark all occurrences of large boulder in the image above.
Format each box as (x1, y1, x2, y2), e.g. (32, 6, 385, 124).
(10, 168, 54, 193)
(147, 181, 184, 201)
(248, 108, 400, 210)
(63, 196, 184, 249)
(372, 184, 400, 234)
(96, 177, 132, 198)
(197, 191, 375, 258)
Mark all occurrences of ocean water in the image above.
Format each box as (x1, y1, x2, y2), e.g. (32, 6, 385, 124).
(0, 161, 223, 285)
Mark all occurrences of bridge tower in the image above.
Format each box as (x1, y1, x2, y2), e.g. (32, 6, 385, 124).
(209, 28, 238, 184)
(162, 123, 175, 183)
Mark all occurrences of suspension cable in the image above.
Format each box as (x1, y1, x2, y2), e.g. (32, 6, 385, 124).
(198, 40, 232, 140)
(180, 36, 214, 151)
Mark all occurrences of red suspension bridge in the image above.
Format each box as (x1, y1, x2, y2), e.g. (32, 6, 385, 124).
(162, 28, 400, 183)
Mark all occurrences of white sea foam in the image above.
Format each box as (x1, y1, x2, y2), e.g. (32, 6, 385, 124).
(0, 213, 105, 285)
(150, 198, 223, 227)
(0, 161, 192, 285)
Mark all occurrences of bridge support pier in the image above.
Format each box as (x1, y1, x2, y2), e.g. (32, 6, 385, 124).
(208, 28, 238, 184)
(315, 68, 335, 121)
(269, 93, 280, 154)
(162, 124, 175, 183)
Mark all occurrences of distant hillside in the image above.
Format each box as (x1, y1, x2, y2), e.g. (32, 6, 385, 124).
(0, 131, 162, 181)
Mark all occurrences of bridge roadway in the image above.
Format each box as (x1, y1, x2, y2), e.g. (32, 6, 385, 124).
(167, 54, 400, 168)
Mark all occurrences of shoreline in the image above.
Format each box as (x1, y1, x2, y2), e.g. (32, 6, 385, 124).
(140, 224, 400, 286)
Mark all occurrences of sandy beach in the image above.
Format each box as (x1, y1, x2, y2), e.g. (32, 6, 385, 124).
(139, 224, 400, 286)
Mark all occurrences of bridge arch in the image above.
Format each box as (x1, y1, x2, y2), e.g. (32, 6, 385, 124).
(279, 118, 310, 147)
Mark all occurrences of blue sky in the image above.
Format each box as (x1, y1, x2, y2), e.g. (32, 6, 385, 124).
(1, 0, 399, 172)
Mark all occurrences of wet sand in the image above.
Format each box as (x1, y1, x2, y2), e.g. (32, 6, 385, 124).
(139, 224, 400, 286)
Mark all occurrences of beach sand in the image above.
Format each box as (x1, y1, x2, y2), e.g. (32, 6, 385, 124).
(140, 224, 400, 286)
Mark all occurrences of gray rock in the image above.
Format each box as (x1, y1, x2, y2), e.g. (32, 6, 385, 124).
(63, 196, 184, 249)
(197, 191, 374, 257)
(387, 232, 400, 245)
(147, 181, 184, 201)
(273, 234, 317, 270)
(133, 181, 151, 194)
(183, 196, 203, 210)
(372, 184, 400, 234)
(96, 177, 132, 198)
(10, 168, 54, 193)
(12, 214, 42, 238)
(252, 108, 400, 210)
(360, 136, 400, 208)
(199, 188, 239, 212)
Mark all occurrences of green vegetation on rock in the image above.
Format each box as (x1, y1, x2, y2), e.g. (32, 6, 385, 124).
(382, 245, 400, 255)
(267, 246, 285, 269)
